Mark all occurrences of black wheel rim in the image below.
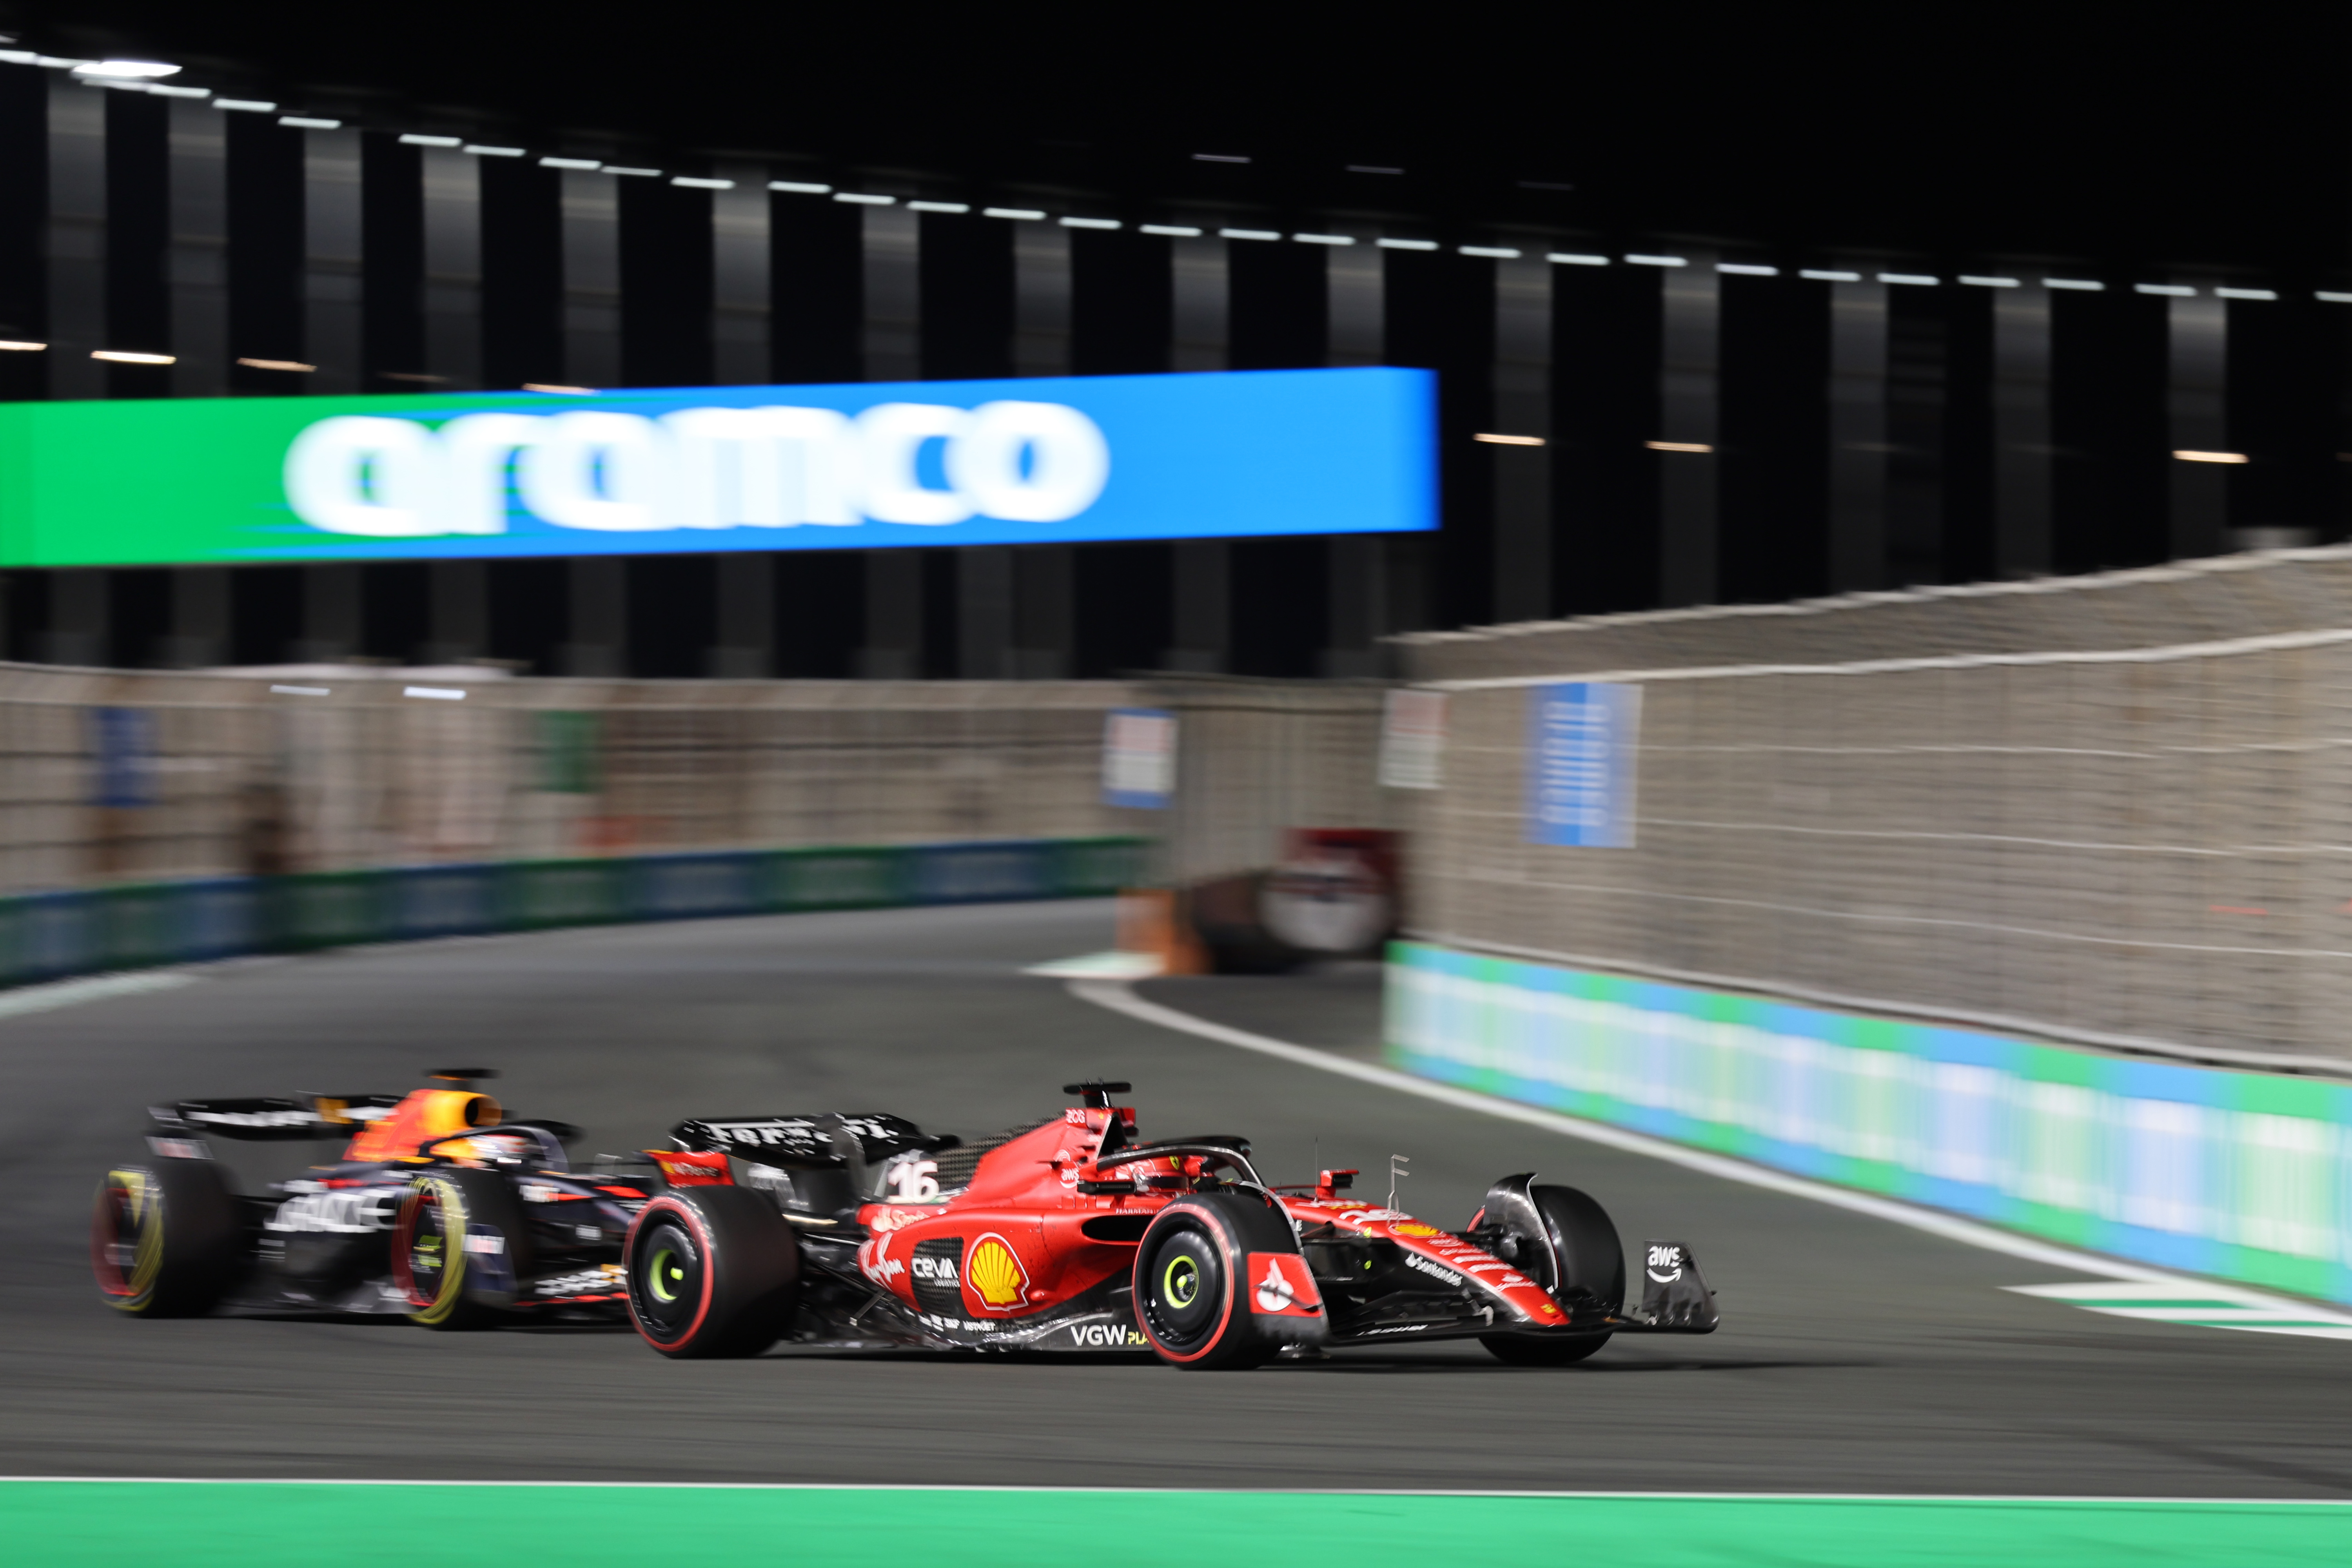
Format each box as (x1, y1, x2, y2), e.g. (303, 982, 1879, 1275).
(632, 1220, 702, 1340)
(403, 1187, 454, 1307)
(1140, 1222, 1222, 1351)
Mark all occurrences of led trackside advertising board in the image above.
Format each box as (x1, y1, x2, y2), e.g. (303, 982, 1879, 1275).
(0, 366, 1436, 568)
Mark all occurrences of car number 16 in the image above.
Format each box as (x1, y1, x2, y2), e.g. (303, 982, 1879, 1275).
(887, 1156, 941, 1202)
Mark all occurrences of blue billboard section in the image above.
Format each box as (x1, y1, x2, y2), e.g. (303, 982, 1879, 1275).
(270, 367, 1437, 560)
(1525, 682, 1643, 848)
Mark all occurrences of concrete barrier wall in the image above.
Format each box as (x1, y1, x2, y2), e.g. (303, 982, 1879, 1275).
(1388, 938, 2352, 1306)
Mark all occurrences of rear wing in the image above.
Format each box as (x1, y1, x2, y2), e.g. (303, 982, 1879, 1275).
(661, 1112, 960, 1218)
(669, 1112, 955, 1166)
(150, 1094, 404, 1140)
(151, 1096, 580, 1154)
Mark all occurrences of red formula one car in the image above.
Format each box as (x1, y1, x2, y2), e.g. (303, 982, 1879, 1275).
(624, 1080, 1717, 1366)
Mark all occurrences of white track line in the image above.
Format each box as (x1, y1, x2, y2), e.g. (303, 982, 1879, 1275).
(0, 971, 193, 1023)
(1067, 978, 2352, 1325)
(2003, 1281, 2352, 1340)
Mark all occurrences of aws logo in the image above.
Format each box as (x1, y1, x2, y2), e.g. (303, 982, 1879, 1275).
(965, 1233, 1031, 1311)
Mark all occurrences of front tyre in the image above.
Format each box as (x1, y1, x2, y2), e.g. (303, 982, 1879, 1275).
(92, 1159, 243, 1317)
(1133, 1190, 1300, 1370)
(393, 1168, 534, 1330)
(1479, 1180, 1623, 1367)
(625, 1187, 799, 1359)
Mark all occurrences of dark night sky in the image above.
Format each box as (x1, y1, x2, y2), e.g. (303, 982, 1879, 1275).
(8, 2, 2346, 276)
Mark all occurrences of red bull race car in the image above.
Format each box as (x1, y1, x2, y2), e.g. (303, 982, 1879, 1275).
(626, 1080, 1718, 1366)
(94, 1070, 651, 1325)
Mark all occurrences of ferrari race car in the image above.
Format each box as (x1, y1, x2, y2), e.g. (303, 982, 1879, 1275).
(624, 1080, 1718, 1366)
(94, 1069, 653, 1325)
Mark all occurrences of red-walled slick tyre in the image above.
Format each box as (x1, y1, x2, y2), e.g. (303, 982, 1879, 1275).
(392, 1168, 534, 1330)
(92, 1158, 243, 1318)
(1133, 1190, 1300, 1370)
(625, 1187, 799, 1358)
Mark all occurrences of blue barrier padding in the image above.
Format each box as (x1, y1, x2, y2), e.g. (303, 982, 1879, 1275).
(0, 835, 1145, 990)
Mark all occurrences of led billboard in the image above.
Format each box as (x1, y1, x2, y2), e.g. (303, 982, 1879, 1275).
(0, 366, 1435, 567)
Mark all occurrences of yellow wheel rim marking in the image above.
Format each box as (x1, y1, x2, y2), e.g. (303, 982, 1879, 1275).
(648, 1247, 684, 1304)
(408, 1180, 467, 1325)
(105, 1172, 164, 1308)
(1164, 1252, 1200, 1309)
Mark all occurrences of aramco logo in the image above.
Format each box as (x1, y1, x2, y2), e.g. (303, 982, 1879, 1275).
(282, 400, 1112, 539)
(965, 1233, 1030, 1311)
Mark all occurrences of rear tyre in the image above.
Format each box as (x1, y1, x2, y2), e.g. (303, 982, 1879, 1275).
(91, 1159, 243, 1317)
(394, 1168, 534, 1329)
(1479, 1181, 1624, 1367)
(625, 1187, 799, 1359)
(1133, 1190, 1298, 1370)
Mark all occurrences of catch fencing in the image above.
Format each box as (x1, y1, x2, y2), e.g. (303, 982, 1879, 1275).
(1399, 546, 2352, 1068)
(0, 660, 1413, 978)
(0, 664, 1158, 895)
(1150, 677, 1398, 885)
(0, 662, 1159, 985)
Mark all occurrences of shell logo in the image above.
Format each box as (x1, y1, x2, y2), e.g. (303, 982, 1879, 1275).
(966, 1234, 1030, 1310)
(1389, 1221, 1443, 1238)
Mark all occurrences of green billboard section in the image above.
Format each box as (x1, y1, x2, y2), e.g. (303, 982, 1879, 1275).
(1388, 940, 2352, 1305)
(0, 392, 534, 566)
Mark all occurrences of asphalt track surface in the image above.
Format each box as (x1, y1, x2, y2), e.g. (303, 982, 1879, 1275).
(7, 899, 2352, 1496)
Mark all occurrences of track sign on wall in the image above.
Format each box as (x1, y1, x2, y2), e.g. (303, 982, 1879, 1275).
(1525, 682, 1642, 848)
(1102, 709, 1177, 809)
(1379, 690, 1447, 790)
(91, 706, 156, 809)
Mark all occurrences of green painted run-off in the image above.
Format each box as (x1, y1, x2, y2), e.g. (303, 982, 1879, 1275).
(6, 1483, 2350, 1567)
